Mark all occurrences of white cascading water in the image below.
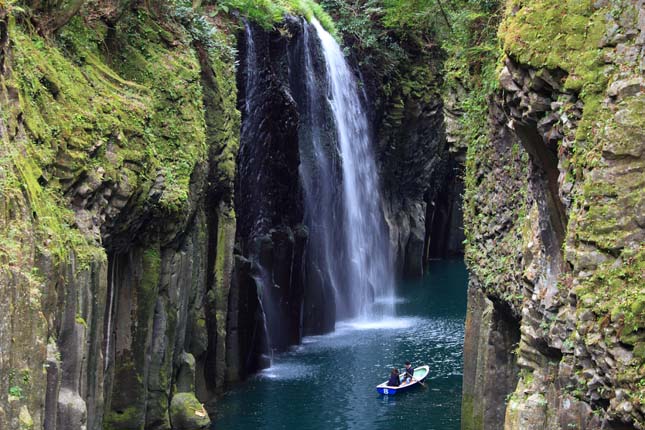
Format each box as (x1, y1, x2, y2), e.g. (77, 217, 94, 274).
(243, 20, 258, 118)
(311, 19, 395, 319)
(298, 20, 344, 328)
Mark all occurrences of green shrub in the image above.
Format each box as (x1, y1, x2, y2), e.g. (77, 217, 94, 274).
(212, 0, 337, 34)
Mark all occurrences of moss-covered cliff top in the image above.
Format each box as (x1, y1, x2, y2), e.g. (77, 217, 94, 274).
(1, 1, 241, 267)
(500, 0, 609, 93)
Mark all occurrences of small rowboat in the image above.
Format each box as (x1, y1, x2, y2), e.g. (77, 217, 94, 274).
(376, 365, 429, 395)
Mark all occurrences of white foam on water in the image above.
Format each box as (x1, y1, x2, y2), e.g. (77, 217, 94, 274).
(336, 316, 420, 332)
(258, 362, 314, 381)
(373, 295, 407, 305)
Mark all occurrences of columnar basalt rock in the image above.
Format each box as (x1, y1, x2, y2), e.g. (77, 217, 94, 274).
(462, 1, 645, 429)
(0, 3, 240, 429)
(233, 19, 309, 363)
(376, 62, 460, 278)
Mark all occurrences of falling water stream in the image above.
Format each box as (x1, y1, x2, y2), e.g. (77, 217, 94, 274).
(297, 20, 345, 325)
(309, 19, 395, 319)
(243, 15, 396, 354)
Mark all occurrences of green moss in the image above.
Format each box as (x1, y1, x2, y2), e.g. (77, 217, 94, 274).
(215, 207, 235, 295)
(104, 406, 142, 430)
(141, 248, 161, 294)
(8, 385, 24, 400)
(2, 8, 215, 266)
(634, 342, 645, 360)
(136, 245, 161, 360)
(215, 0, 337, 35)
(500, 0, 609, 94)
(169, 392, 210, 428)
(570, 97, 645, 252)
(500, 1, 621, 194)
(200, 37, 241, 194)
(462, 89, 529, 306)
(75, 315, 87, 327)
(578, 245, 645, 343)
(575, 244, 645, 406)
(109, 12, 207, 211)
(461, 393, 484, 430)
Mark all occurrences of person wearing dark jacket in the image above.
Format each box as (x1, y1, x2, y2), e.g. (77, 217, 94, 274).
(387, 368, 401, 387)
(403, 361, 414, 383)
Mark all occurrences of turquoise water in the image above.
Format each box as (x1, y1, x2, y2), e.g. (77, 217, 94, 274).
(214, 260, 468, 430)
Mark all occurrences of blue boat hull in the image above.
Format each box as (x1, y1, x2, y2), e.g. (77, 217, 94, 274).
(376, 365, 429, 396)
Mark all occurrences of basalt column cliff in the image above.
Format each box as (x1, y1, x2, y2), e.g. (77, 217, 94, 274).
(457, 1, 645, 429)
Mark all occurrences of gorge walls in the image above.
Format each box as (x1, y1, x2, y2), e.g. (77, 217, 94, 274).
(3, 1, 642, 430)
(0, 3, 448, 428)
(0, 2, 240, 428)
(0, 0, 440, 430)
(459, 1, 645, 429)
(234, 17, 307, 360)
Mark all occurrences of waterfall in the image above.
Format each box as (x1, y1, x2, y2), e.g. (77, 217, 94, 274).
(239, 17, 395, 361)
(243, 20, 259, 118)
(308, 19, 395, 319)
(297, 21, 344, 329)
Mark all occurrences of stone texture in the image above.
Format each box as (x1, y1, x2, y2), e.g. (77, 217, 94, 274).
(461, 1, 645, 428)
(462, 287, 521, 430)
(233, 20, 309, 363)
(169, 393, 210, 430)
(0, 4, 241, 429)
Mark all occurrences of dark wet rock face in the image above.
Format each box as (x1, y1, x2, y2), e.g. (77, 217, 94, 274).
(358, 42, 462, 279)
(235, 20, 304, 244)
(378, 95, 453, 278)
(462, 288, 521, 430)
(234, 19, 308, 364)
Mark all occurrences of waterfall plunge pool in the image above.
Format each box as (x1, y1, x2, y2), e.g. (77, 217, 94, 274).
(213, 260, 468, 429)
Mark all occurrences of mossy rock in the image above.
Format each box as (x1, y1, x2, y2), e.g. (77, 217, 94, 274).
(169, 393, 210, 430)
(500, 0, 609, 93)
(104, 406, 144, 430)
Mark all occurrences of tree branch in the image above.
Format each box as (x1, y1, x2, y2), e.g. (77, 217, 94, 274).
(435, 0, 452, 33)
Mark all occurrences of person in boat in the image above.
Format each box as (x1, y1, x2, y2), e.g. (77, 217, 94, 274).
(402, 361, 415, 383)
(387, 368, 401, 387)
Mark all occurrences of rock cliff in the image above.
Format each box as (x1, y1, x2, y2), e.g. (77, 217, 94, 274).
(460, 1, 645, 429)
(2, 1, 642, 429)
(0, 2, 240, 428)
(0, 3, 442, 428)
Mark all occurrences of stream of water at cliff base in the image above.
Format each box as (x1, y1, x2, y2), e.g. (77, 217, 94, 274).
(213, 260, 467, 430)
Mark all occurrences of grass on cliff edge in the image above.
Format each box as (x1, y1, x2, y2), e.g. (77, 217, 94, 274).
(214, 0, 337, 34)
(4, 8, 210, 264)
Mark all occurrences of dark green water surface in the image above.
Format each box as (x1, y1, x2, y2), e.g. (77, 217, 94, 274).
(214, 260, 468, 430)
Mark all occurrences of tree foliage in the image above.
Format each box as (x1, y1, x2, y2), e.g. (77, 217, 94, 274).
(208, 0, 337, 33)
